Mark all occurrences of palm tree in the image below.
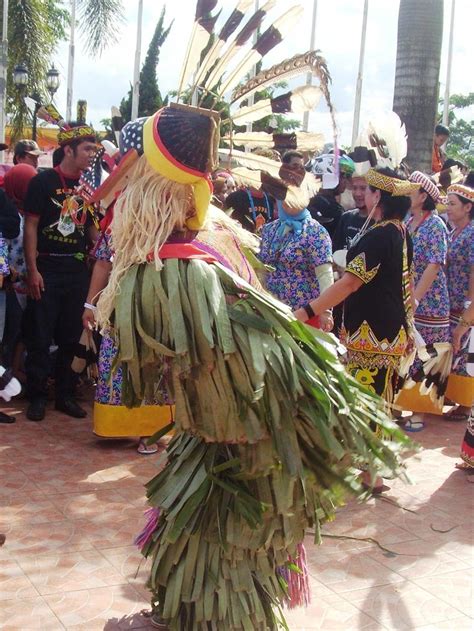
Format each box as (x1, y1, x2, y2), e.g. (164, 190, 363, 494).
(392, 0, 444, 171)
(4, 0, 124, 143)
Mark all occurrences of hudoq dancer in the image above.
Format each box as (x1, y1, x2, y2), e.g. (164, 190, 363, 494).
(93, 2, 410, 629)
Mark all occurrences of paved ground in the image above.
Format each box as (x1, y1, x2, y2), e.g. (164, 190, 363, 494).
(1, 396, 472, 630)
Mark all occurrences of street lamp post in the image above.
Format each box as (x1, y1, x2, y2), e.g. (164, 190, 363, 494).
(46, 65, 60, 101)
(12, 63, 60, 141)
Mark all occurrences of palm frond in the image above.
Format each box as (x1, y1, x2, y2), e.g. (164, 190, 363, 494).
(77, 0, 125, 56)
(6, 0, 69, 143)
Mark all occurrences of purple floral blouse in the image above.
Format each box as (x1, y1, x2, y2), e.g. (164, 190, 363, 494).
(447, 221, 474, 315)
(407, 213, 449, 320)
(259, 218, 332, 310)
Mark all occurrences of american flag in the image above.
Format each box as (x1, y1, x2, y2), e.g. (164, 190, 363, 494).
(79, 147, 105, 204)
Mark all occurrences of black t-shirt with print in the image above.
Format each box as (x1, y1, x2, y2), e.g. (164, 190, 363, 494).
(332, 208, 375, 251)
(224, 189, 276, 233)
(24, 167, 89, 272)
(308, 193, 345, 241)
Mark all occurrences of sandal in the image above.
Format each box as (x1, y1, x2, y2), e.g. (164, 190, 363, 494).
(404, 417, 425, 432)
(0, 412, 15, 424)
(137, 438, 158, 455)
(361, 482, 390, 495)
(444, 409, 470, 422)
(455, 462, 474, 471)
(150, 612, 168, 629)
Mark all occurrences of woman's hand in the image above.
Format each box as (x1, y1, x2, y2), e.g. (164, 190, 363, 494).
(319, 311, 334, 332)
(293, 307, 308, 322)
(82, 308, 96, 331)
(452, 323, 468, 355)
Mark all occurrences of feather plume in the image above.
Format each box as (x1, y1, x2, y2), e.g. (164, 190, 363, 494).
(230, 98, 272, 125)
(356, 112, 407, 168)
(224, 131, 275, 148)
(36, 104, 69, 129)
(202, 0, 277, 93)
(218, 147, 282, 176)
(231, 166, 320, 202)
(192, 0, 254, 91)
(232, 166, 269, 188)
(232, 50, 331, 105)
(111, 106, 124, 147)
(294, 132, 324, 152)
(230, 85, 322, 125)
(224, 130, 324, 153)
(217, 5, 304, 98)
(176, 0, 219, 100)
(432, 165, 463, 186)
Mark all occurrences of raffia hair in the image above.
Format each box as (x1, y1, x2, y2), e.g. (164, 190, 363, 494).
(96, 155, 193, 325)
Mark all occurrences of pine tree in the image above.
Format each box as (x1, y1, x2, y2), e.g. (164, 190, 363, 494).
(120, 8, 172, 122)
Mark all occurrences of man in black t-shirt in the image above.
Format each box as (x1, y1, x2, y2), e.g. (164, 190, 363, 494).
(23, 126, 97, 421)
(224, 188, 276, 233)
(307, 153, 355, 242)
(332, 176, 374, 251)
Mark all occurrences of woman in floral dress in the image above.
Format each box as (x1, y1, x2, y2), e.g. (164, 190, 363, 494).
(451, 300, 474, 470)
(83, 227, 173, 453)
(259, 200, 334, 331)
(445, 183, 474, 422)
(395, 171, 450, 423)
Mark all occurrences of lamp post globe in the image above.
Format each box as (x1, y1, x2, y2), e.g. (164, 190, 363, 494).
(46, 65, 60, 98)
(12, 63, 29, 88)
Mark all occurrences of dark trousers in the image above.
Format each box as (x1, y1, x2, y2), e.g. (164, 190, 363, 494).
(24, 266, 89, 402)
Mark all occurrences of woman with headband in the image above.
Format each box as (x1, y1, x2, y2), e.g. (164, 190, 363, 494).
(295, 166, 417, 492)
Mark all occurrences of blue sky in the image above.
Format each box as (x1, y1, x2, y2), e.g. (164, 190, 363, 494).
(51, 0, 472, 146)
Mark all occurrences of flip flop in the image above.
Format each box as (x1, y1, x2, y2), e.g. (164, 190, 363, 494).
(444, 410, 469, 422)
(404, 418, 425, 432)
(137, 439, 158, 455)
(361, 482, 390, 495)
(455, 462, 474, 471)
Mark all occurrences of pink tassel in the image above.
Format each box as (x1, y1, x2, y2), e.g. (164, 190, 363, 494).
(278, 542, 311, 609)
(134, 507, 161, 551)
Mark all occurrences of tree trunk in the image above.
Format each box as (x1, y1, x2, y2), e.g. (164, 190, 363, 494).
(393, 0, 444, 172)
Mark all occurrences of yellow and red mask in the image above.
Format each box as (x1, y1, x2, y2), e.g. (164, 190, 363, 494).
(143, 104, 220, 230)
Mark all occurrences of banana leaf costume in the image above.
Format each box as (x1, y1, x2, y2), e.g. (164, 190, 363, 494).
(94, 100, 409, 631)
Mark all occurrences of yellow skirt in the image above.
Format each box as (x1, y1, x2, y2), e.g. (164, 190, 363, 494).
(93, 401, 174, 438)
(445, 374, 474, 408)
(394, 384, 443, 415)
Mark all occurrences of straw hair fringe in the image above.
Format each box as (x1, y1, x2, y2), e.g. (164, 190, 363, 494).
(206, 204, 260, 252)
(96, 155, 193, 325)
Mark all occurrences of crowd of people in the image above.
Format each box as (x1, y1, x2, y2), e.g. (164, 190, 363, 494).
(0, 119, 472, 628)
(208, 142, 474, 476)
(0, 129, 473, 468)
(2, 0, 472, 626)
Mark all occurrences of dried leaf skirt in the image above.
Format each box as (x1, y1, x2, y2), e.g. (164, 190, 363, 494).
(113, 257, 409, 630)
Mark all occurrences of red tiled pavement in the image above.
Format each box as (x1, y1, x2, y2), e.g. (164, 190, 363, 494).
(0, 396, 472, 630)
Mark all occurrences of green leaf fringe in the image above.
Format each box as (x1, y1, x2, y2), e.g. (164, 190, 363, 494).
(114, 259, 410, 630)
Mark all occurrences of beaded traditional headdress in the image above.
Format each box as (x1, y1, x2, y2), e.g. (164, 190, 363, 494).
(366, 168, 419, 197)
(409, 171, 441, 203)
(35, 103, 96, 146)
(447, 183, 474, 203)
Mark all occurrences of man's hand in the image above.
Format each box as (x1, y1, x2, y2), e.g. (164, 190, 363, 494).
(27, 269, 44, 300)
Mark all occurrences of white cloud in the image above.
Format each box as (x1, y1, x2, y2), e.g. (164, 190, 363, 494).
(50, 0, 472, 146)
